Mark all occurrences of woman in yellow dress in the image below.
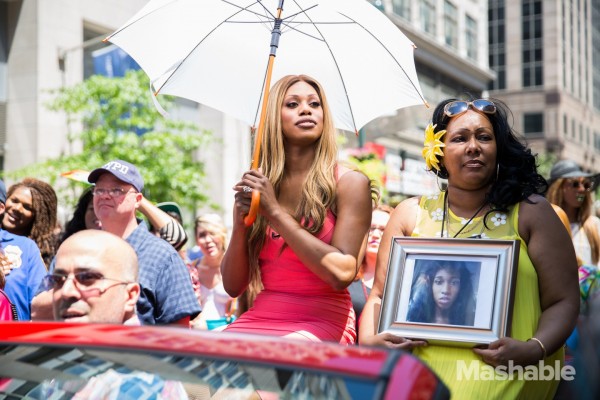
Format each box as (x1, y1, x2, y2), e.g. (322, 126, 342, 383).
(359, 98, 580, 399)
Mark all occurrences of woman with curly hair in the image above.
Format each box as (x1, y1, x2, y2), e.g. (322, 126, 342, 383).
(59, 186, 100, 246)
(360, 97, 579, 398)
(406, 260, 475, 326)
(222, 75, 372, 344)
(2, 178, 59, 268)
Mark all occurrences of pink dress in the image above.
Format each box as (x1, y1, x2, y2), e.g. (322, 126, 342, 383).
(224, 210, 356, 344)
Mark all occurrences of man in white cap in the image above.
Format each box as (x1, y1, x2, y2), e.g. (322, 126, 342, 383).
(87, 159, 200, 326)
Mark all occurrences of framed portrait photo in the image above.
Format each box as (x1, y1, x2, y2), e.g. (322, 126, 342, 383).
(378, 237, 519, 347)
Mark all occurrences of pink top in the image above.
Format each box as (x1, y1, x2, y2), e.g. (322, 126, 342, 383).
(225, 167, 356, 344)
(0, 290, 16, 321)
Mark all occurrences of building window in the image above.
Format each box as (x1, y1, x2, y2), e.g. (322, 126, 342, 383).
(523, 113, 543, 137)
(562, 0, 567, 89)
(522, 0, 543, 87)
(563, 114, 568, 137)
(488, 0, 506, 90)
(587, 127, 591, 145)
(392, 0, 411, 19)
(420, 0, 436, 36)
(444, 1, 458, 49)
(465, 15, 478, 61)
(367, 0, 384, 11)
(570, 0, 575, 93)
(583, 0, 588, 104)
(593, 0, 600, 111)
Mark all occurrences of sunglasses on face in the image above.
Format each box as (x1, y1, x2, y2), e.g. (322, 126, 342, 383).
(443, 99, 497, 119)
(44, 271, 129, 294)
(565, 179, 594, 191)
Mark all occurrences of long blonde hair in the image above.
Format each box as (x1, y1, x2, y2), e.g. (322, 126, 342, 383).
(246, 75, 338, 288)
(546, 178, 600, 264)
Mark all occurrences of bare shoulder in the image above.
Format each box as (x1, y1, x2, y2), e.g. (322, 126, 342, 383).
(518, 194, 561, 241)
(337, 168, 370, 187)
(395, 196, 420, 213)
(519, 194, 554, 216)
(336, 169, 371, 200)
(387, 196, 420, 236)
(335, 169, 372, 215)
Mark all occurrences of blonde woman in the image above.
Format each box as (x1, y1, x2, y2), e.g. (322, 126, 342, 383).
(546, 159, 600, 267)
(222, 75, 372, 344)
(189, 214, 235, 330)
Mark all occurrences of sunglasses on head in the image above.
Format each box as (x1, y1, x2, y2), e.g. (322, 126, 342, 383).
(443, 99, 497, 119)
(566, 178, 594, 191)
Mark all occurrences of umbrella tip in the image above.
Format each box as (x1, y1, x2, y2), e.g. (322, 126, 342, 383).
(424, 101, 430, 109)
(355, 130, 359, 137)
(102, 37, 109, 43)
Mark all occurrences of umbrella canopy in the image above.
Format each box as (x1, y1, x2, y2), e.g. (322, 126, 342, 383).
(106, 0, 426, 134)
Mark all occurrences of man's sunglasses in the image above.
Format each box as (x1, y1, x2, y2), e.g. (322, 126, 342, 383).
(566, 178, 594, 192)
(44, 271, 130, 294)
(443, 99, 497, 119)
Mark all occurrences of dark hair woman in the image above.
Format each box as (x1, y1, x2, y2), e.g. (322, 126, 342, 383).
(406, 260, 475, 326)
(3, 178, 59, 268)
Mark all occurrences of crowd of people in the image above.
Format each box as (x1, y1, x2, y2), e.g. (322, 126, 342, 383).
(0, 74, 598, 398)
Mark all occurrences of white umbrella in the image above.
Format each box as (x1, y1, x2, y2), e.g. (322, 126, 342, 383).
(106, 0, 427, 224)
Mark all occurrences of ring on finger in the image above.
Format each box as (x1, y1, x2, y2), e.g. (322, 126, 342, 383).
(242, 185, 253, 193)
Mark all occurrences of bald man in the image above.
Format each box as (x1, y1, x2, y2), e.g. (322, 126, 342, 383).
(49, 230, 140, 324)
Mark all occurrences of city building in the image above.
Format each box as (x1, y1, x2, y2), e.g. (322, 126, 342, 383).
(0, 0, 250, 224)
(487, 0, 600, 173)
(1, 0, 495, 207)
(357, 0, 495, 197)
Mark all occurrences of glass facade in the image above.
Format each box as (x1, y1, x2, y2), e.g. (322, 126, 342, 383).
(521, 0, 543, 88)
(466, 15, 478, 61)
(420, 0, 436, 36)
(593, 0, 600, 111)
(392, 0, 411, 19)
(523, 113, 543, 137)
(488, 0, 506, 90)
(444, 1, 458, 49)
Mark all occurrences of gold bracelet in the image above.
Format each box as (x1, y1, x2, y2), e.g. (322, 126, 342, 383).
(529, 337, 547, 359)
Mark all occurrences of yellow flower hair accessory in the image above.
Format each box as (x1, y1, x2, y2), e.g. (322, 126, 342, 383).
(422, 123, 446, 171)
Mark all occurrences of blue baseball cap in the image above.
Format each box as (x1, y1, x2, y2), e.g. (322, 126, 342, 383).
(0, 179, 6, 204)
(88, 159, 144, 192)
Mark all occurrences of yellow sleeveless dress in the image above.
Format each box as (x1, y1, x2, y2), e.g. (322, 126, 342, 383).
(411, 193, 562, 399)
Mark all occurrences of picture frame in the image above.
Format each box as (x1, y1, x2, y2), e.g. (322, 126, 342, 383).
(378, 237, 519, 347)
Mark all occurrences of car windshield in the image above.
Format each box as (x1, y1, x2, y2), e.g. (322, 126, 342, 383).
(0, 345, 380, 399)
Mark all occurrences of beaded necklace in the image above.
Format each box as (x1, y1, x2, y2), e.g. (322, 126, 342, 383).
(440, 191, 488, 238)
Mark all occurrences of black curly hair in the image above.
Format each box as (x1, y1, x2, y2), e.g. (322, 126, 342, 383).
(429, 97, 547, 220)
(5, 178, 58, 268)
(60, 187, 94, 246)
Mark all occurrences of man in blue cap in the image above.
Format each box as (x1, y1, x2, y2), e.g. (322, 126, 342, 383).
(87, 159, 200, 326)
(0, 179, 47, 320)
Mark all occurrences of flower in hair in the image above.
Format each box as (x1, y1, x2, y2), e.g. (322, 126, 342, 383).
(422, 123, 446, 171)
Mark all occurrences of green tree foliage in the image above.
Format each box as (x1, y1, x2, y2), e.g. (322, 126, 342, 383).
(6, 70, 213, 212)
